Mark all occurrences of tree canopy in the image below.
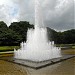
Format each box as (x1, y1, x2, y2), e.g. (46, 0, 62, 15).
(9, 21, 34, 42)
(0, 21, 75, 46)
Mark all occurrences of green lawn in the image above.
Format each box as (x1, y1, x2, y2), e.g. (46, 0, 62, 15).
(56, 44, 75, 49)
(0, 46, 20, 51)
(72, 46, 75, 49)
(0, 45, 75, 57)
(0, 46, 20, 56)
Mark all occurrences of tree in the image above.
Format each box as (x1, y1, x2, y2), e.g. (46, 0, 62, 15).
(9, 21, 34, 42)
(62, 29, 75, 44)
(47, 27, 58, 44)
(0, 21, 75, 45)
(0, 21, 22, 46)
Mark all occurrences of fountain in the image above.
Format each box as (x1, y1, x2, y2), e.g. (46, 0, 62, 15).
(14, 0, 61, 62)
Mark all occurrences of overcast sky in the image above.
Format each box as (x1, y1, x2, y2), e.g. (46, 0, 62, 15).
(0, 0, 74, 31)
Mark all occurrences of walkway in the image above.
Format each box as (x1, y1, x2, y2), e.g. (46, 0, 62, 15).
(0, 60, 27, 75)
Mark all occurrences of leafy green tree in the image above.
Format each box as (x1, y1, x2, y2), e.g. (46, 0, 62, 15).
(0, 21, 22, 46)
(47, 27, 58, 44)
(0, 21, 75, 45)
(47, 27, 75, 44)
(9, 21, 34, 42)
(62, 29, 75, 44)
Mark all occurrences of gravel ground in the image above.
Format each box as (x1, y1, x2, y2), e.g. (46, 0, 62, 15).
(0, 49, 75, 75)
(26, 58, 75, 75)
(0, 57, 74, 75)
(0, 60, 27, 75)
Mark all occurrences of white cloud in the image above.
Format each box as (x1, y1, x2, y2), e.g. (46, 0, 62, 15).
(0, 0, 18, 26)
(0, 0, 74, 30)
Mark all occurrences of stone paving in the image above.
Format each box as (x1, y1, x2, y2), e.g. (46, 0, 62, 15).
(0, 60, 27, 75)
(0, 48, 75, 75)
(0, 57, 74, 75)
(26, 57, 75, 75)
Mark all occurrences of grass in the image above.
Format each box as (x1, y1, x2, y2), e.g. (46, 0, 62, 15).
(56, 44, 75, 49)
(0, 44, 75, 57)
(72, 46, 75, 49)
(0, 46, 20, 51)
(0, 44, 75, 51)
(0, 46, 20, 57)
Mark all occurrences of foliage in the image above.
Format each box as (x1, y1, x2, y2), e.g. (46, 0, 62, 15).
(47, 27, 75, 44)
(0, 21, 75, 46)
(0, 21, 22, 46)
(61, 29, 75, 44)
(9, 21, 34, 41)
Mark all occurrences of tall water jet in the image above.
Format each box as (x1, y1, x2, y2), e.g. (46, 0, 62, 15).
(14, 0, 61, 62)
(35, 0, 44, 28)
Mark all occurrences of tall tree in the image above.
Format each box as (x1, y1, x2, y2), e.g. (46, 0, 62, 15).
(9, 21, 34, 42)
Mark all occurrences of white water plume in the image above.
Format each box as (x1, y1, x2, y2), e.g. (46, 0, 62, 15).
(14, 0, 61, 62)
